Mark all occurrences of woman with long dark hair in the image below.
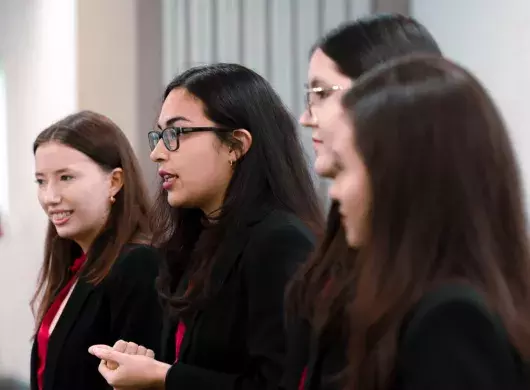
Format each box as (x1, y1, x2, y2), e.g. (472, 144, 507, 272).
(31, 111, 163, 390)
(89, 63, 323, 390)
(310, 54, 530, 389)
(283, 14, 442, 390)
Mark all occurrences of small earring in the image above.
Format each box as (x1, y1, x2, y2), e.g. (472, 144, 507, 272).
(229, 159, 234, 167)
(110, 195, 116, 204)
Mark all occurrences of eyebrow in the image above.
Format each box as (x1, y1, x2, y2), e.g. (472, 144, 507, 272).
(35, 168, 73, 177)
(156, 116, 191, 130)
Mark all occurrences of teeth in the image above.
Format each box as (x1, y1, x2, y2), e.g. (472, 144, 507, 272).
(51, 211, 72, 220)
(164, 175, 175, 181)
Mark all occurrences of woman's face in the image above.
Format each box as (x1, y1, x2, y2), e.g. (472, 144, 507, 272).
(35, 142, 123, 252)
(327, 111, 371, 248)
(150, 88, 250, 215)
(300, 48, 353, 178)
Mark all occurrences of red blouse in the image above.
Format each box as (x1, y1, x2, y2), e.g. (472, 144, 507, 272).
(37, 254, 86, 390)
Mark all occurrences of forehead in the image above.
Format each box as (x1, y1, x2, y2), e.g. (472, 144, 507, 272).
(307, 48, 353, 88)
(35, 142, 95, 172)
(158, 88, 214, 126)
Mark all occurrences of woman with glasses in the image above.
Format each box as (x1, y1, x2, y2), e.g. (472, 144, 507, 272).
(89, 63, 324, 390)
(283, 14, 442, 390)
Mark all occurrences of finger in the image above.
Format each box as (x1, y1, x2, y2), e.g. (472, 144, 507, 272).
(146, 349, 155, 359)
(90, 344, 113, 351)
(112, 340, 128, 353)
(89, 346, 124, 364)
(98, 358, 114, 379)
(105, 359, 119, 370)
(125, 341, 139, 355)
(137, 345, 147, 356)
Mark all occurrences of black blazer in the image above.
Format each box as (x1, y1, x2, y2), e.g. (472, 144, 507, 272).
(160, 208, 316, 390)
(285, 283, 527, 390)
(30, 244, 164, 390)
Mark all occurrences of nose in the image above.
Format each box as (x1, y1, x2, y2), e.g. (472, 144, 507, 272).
(149, 138, 168, 163)
(42, 183, 62, 206)
(299, 108, 317, 128)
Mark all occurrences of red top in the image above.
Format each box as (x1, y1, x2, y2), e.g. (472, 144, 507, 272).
(174, 282, 193, 362)
(298, 366, 308, 390)
(174, 320, 187, 362)
(37, 254, 86, 390)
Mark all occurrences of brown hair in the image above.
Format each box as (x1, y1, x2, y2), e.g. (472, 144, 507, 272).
(31, 110, 152, 328)
(337, 55, 530, 389)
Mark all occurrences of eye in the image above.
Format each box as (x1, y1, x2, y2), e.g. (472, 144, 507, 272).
(60, 175, 74, 181)
(35, 178, 44, 185)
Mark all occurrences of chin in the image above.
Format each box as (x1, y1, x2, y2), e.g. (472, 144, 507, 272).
(54, 225, 80, 240)
(167, 191, 191, 208)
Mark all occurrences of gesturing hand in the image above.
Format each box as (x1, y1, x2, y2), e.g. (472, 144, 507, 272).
(88, 344, 169, 389)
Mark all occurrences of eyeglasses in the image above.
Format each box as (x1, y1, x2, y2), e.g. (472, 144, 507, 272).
(304, 85, 344, 116)
(148, 127, 235, 152)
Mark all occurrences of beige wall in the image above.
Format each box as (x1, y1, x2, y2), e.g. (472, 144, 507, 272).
(0, 0, 162, 380)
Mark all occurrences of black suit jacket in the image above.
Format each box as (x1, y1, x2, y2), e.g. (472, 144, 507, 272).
(30, 244, 164, 390)
(284, 283, 527, 390)
(160, 208, 316, 390)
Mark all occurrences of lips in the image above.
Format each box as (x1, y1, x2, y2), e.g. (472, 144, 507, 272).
(159, 169, 178, 190)
(49, 210, 73, 226)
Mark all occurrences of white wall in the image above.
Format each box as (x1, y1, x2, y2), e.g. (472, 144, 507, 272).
(0, 0, 77, 380)
(412, 0, 530, 209)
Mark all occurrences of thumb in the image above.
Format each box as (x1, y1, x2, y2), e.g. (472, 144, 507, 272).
(89, 346, 125, 363)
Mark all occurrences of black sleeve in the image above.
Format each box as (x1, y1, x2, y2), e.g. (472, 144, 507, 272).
(398, 299, 524, 390)
(105, 245, 164, 357)
(164, 223, 315, 390)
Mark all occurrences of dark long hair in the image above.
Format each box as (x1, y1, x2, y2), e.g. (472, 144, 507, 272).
(152, 63, 324, 318)
(287, 13, 443, 331)
(340, 55, 530, 389)
(31, 110, 151, 328)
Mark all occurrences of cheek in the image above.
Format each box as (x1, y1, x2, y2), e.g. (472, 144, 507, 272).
(167, 143, 233, 205)
(70, 181, 110, 221)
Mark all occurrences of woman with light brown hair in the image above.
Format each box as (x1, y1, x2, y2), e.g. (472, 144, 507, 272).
(30, 110, 163, 390)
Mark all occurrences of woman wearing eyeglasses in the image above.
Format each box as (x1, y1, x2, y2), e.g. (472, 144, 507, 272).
(283, 14, 442, 390)
(88, 63, 324, 390)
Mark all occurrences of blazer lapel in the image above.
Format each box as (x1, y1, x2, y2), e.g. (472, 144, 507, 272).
(30, 340, 38, 390)
(43, 277, 94, 390)
(178, 207, 272, 360)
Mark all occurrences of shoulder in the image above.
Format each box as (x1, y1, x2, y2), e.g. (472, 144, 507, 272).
(400, 284, 512, 362)
(398, 284, 522, 386)
(242, 209, 316, 274)
(248, 209, 316, 248)
(106, 244, 162, 283)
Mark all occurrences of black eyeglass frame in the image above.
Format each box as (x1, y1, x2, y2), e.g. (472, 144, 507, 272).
(148, 127, 236, 151)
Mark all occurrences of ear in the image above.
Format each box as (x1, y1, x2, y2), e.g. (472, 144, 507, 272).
(230, 129, 252, 161)
(109, 168, 124, 198)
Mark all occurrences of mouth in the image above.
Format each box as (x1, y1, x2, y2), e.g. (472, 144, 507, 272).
(49, 210, 73, 226)
(312, 138, 323, 145)
(159, 170, 178, 190)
